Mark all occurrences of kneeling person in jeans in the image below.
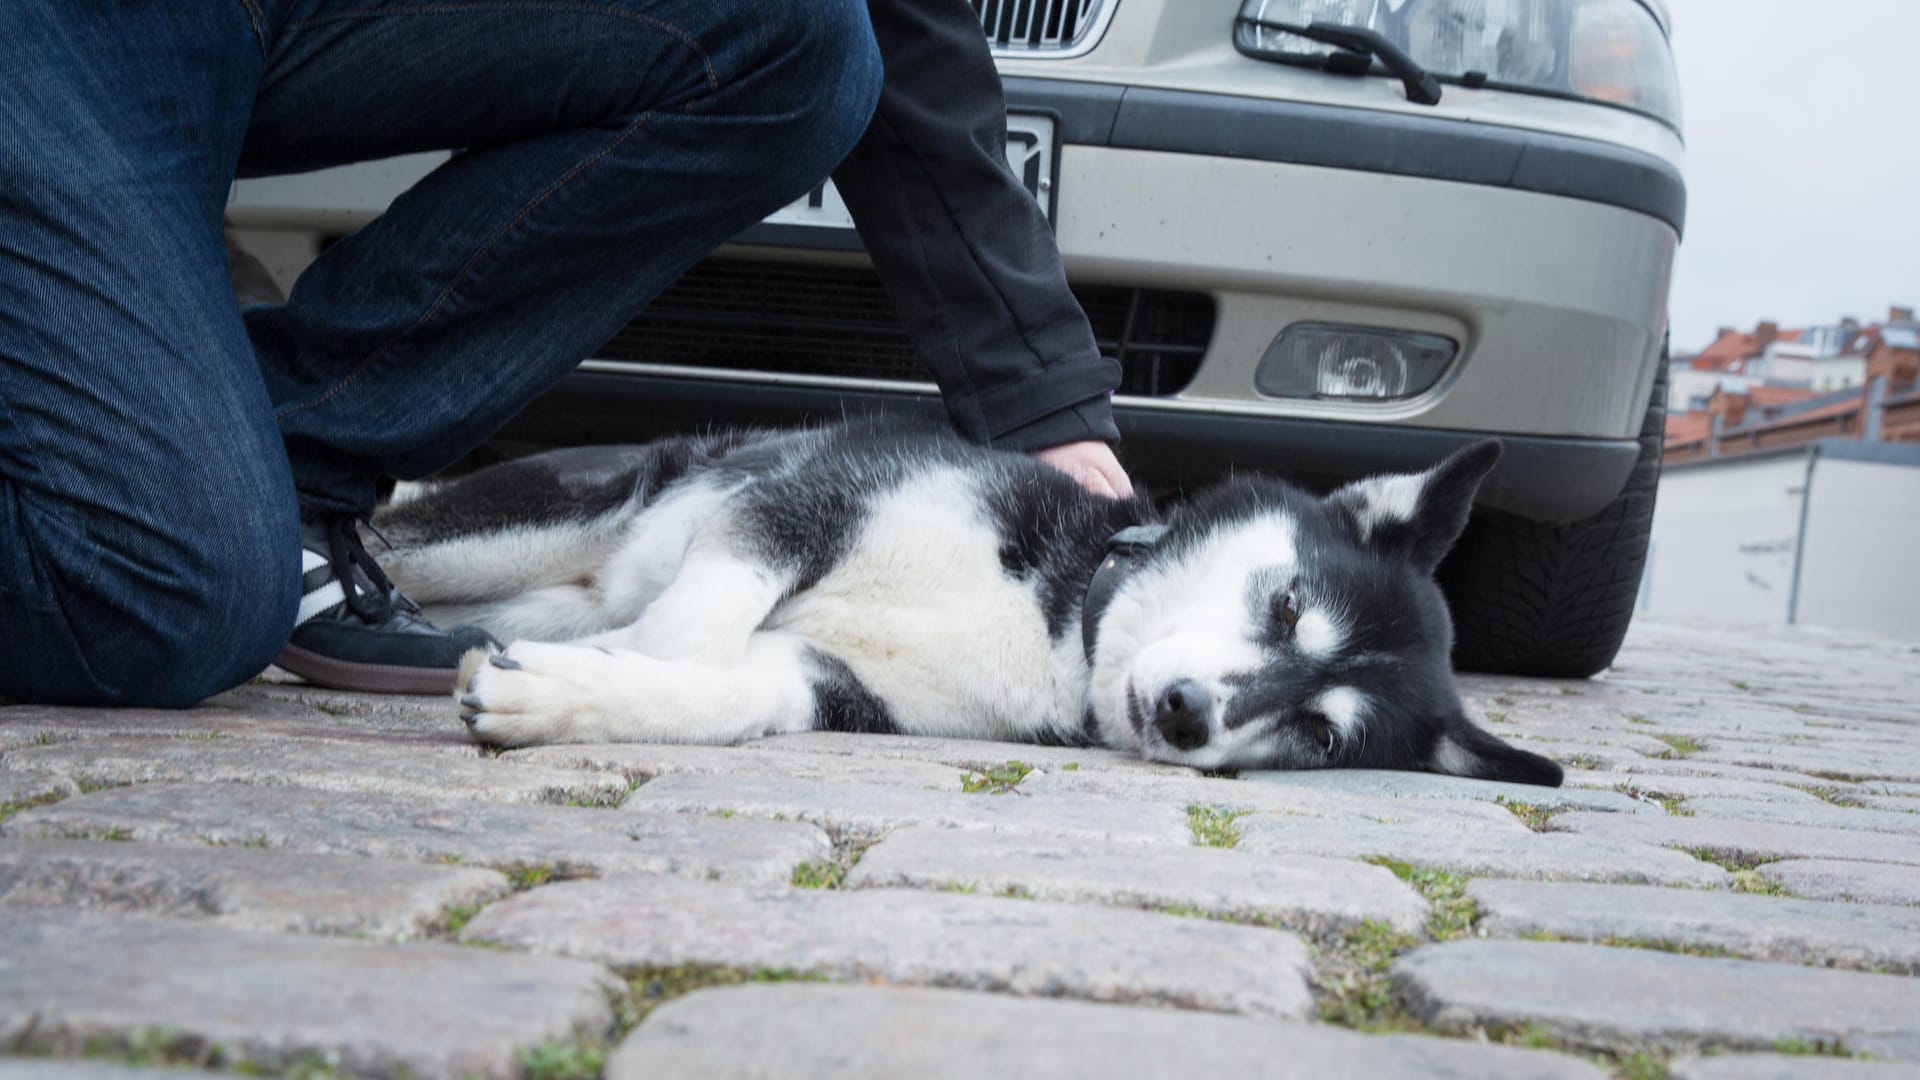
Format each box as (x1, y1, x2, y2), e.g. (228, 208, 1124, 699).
(0, 0, 1131, 707)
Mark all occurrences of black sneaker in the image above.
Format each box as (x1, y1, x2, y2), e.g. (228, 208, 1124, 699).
(273, 517, 498, 695)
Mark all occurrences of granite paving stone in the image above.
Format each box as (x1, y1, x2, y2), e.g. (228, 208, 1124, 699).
(1602, 757, 1863, 790)
(1551, 812, 1920, 867)
(0, 1063, 210, 1079)
(0, 839, 509, 939)
(1468, 879, 1920, 971)
(1237, 814, 1729, 886)
(1669, 1054, 1920, 1079)
(1563, 771, 1825, 805)
(742, 730, 1194, 775)
(607, 984, 1608, 1079)
(1757, 860, 1920, 906)
(506, 743, 964, 790)
(1692, 747, 1920, 783)
(0, 737, 627, 805)
(1019, 768, 1532, 828)
(0, 685, 466, 750)
(1680, 797, 1920, 836)
(0, 910, 619, 1079)
(0, 782, 828, 884)
(1393, 939, 1920, 1058)
(622, 772, 1191, 845)
(1857, 795, 1920, 814)
(1240, 768, 1648, 813)
(0, 771, 79, 809)
(461, 875, 1316, 1018)
(844, 826, 1429, 934)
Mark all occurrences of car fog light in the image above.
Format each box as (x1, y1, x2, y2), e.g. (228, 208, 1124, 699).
(1255, 323, 1456, 400)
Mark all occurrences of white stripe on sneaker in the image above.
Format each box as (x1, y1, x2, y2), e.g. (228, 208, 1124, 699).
(301, 548, 330, 574)
(296, 581, 346, 626)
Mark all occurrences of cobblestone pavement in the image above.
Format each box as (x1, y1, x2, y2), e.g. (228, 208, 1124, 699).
(2, 619, 1918, 1079)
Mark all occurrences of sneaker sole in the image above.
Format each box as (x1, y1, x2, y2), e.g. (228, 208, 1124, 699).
(273, 643, 461, 696)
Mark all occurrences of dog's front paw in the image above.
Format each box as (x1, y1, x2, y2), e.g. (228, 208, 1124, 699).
(456, 641, 625, 748)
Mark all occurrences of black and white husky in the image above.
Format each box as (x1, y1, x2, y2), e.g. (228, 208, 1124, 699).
(377, 421, 1561, 786)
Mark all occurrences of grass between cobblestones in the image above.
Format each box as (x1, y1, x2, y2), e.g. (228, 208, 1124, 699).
(1612, 783, 1692, 816)
(5, 1024, 347, 1078)
(1679, 849, 1798, 896)
(959, 759, 1034, 793)
(1494, 796, 1556, 831)
(0, 790, 66, 824)
(514, 966, 835, 1080)
(1649, 734, 1703, 759)
(790, 838, 873, 890)
(1185, 804, 1252, 847)
(1307, 860, 1733, 1079)
(1313, 860, 1476, 1031)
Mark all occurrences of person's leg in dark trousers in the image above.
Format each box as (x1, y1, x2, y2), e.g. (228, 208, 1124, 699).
(243, 0, 881, 692)
(243, 0, 881, 517)
(0, 3, 298, 706)
(0, 0, 881, 706)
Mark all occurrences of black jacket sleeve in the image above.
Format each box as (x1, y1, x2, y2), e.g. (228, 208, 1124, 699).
(831, 0, 1121, 452)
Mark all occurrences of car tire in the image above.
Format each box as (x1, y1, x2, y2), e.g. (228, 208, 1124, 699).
(1437, 355, 1667, 679)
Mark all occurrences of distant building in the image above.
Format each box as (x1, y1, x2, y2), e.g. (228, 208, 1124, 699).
(1646, 305, 1920, 637)
(1664, 306, 1920, 464)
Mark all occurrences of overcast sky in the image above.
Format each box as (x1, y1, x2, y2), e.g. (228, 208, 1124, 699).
(1665, 0, 1919, 353)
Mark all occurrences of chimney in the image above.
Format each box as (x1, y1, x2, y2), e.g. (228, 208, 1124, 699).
(1716, 326, 1736, 340)
(1707, 386, 1750, 429)
(1864, 375, 1887, 442)
(1841, 316, 1861, 332)
(1892, 305, 1916, 324)
(1754, 321, 1780, 353)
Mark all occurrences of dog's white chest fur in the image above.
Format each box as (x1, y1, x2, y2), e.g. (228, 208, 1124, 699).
(768, 468, 1085, 740)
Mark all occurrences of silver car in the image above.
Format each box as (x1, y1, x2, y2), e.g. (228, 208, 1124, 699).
(228, 0, 1684, 679)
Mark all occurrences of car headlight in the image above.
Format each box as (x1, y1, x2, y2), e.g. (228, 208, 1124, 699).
(1233, 0, 1681, 130)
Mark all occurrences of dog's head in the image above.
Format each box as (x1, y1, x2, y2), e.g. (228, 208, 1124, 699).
(1088, 441, 1561, 787)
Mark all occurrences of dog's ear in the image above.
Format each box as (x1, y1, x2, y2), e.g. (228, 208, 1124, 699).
(1329, 440, 1501, 574)
(1428, 714, 1564, 787)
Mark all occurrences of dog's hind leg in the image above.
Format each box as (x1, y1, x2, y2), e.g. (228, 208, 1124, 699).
(578, 536, 791, 664)
(458, 632, 823, 747)
(424, 583, 624, 644)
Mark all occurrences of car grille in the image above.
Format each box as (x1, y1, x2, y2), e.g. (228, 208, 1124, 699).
(969, 0, 1111, 53)
(596, 258, 1214, 398)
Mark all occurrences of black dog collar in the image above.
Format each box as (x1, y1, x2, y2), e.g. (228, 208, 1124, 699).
(1081, 524, 1169, 661)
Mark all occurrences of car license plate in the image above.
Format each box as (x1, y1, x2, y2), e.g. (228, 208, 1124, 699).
(762, 113, 1057, 231)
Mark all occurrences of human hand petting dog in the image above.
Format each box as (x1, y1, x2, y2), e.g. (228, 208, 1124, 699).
(1035, 440, 1135, 499)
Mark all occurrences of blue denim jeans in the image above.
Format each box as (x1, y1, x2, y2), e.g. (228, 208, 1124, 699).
(0, 0, 882, 705)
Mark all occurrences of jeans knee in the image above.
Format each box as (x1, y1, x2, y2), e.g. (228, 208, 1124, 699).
(760, 0, 883, 177)
(0, 488, 299, 708)
(147, 528, 302, 706)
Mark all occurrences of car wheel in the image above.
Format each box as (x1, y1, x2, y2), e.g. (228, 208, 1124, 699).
(1438, 354, 1667, 678)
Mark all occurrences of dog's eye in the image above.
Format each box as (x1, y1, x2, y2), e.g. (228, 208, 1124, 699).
(1276, 590, 1300, 633)
(1303, 713, 1334, 753)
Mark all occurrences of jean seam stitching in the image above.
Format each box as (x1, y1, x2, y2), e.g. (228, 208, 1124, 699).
(282, 2, 718, 90)
(272, 107, 659, 423)
(237, 0, 268, 48)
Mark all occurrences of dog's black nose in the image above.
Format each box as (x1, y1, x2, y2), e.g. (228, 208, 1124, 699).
(1154, 679, 1212, 750)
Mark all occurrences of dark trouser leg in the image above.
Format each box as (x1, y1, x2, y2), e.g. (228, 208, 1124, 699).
(0, 3, 300, 706)
(241, 0, 884, 517)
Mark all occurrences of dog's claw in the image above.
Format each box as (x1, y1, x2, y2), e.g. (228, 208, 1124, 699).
(489, 654, 523, 671)
(460, 693, 484, 710)
(459, 711, 479, 727)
